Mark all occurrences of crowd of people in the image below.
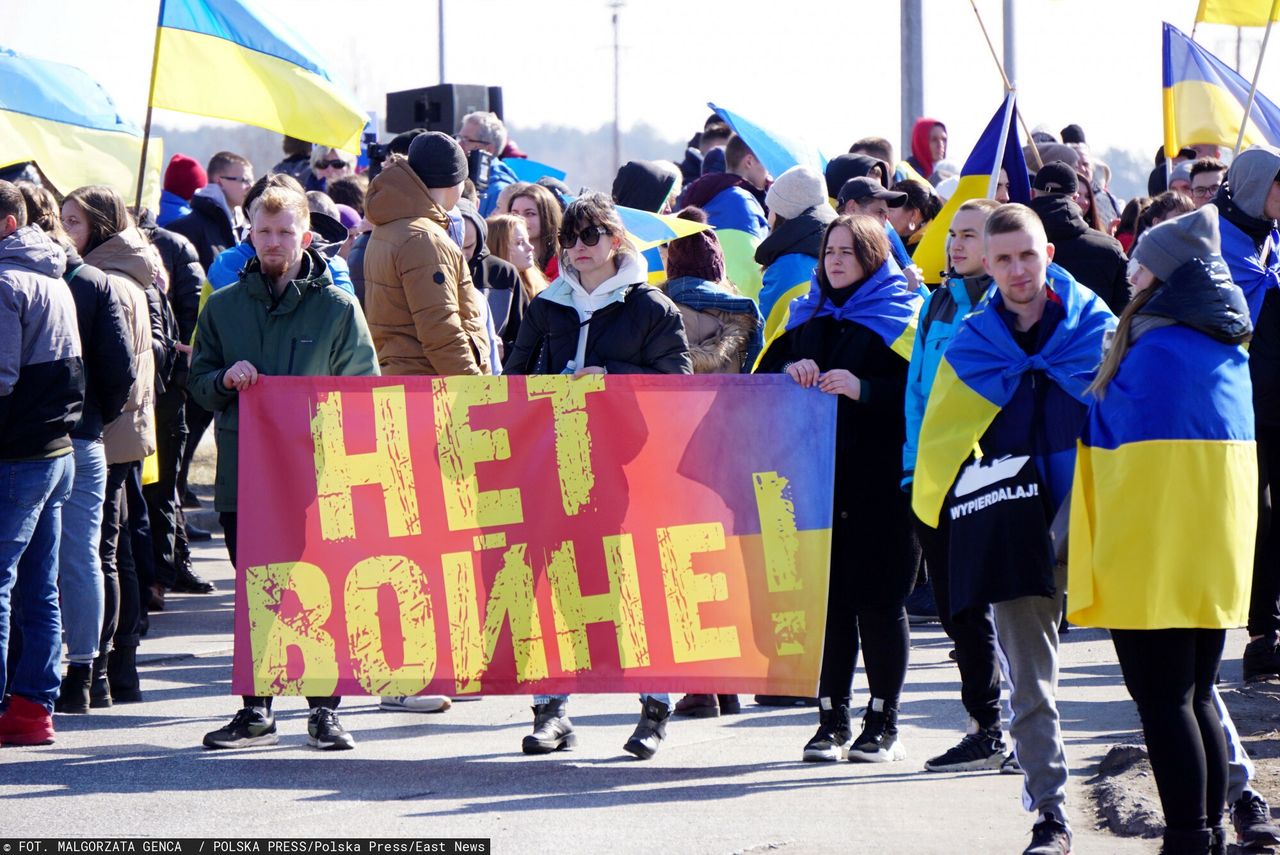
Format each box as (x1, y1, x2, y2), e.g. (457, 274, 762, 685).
(1, 104, 1279, 855)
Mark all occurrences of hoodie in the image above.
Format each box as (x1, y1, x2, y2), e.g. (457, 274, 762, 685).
(612, 160, 678, 213)
(458, 202, 524, 348)
(166, 182, 238, 269)
(1029, 194, 1129, 314)
(908, 118, 945, 183)
(0, 225, 82, 460)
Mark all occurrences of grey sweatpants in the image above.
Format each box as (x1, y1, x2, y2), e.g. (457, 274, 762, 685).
(992, 563, 1069, 826)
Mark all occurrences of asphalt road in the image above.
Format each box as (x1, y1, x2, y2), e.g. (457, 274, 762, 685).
(0, 531, 1194, 854)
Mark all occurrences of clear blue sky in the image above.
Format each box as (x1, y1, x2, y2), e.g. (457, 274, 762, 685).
(4, 0, 1268, 164)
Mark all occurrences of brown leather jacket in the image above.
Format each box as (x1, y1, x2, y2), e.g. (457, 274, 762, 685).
(363, 156, 490, 376)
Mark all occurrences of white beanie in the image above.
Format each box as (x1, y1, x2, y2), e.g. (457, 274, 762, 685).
(766, 166, 826, 221)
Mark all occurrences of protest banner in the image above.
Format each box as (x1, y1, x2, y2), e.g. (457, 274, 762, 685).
(231, 374, 836, 698)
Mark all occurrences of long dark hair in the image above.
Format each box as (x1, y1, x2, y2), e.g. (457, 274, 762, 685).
(800, 214, 890, 327)
(65, 185, 129, 254)
(1075, 176, 1106, 231)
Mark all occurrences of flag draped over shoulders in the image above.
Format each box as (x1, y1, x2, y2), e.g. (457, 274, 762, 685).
(911, 265, 1115, 527)
(782, 260, 922, 361)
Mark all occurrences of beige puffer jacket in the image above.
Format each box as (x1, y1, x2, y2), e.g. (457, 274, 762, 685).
(88, 227, 158, 464)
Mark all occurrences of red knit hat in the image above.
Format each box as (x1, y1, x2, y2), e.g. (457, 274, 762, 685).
(164, 154, 207, 201)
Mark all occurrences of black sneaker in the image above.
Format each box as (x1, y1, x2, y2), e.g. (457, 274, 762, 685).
(1023, 814, 1071, 855)
(848, 698, 906, 763)
(924, 726, 1007, 772)
(203, 707, 278, 749)
(1243, 633, 1280, 682)
(307, 707, 355, 750)
(623, 697, 670, 760)
(802, 702, 853, 762)
(1001, 752, 1022, 774)
(1232, 791, 1280, 847)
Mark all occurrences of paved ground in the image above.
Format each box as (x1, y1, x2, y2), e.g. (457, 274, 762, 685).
(0, 482, 1242, 852)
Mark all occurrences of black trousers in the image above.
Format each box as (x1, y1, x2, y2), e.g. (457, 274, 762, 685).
(1111, 628, 1228, 833)
(144, 389, 188, 589)
(1249, 424, 1280, 635)
(177, 400, 213, 508)
(220, 511, 338, 711)
(817, 544, 909, 705)
(915, 513, 1003, 730)
(100, 462, 142, 651)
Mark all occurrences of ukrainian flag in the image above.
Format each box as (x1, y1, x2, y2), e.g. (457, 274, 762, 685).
(912, 265, 1115, 528)
(709, 102, 827, 182)
(913, 93, 1030, 287)
(1068, 324, 1256, 629)
(152, 0, 366, 152)
(0, 48, 164, 209)
(1163, 22, 1280, 159)
(1196, 0, 1280, 26)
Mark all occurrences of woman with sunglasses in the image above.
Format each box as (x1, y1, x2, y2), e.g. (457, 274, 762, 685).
(308, 148, 354, 193)
(505, 192, 691, 759)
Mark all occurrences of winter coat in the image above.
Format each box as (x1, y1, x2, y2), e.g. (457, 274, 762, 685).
(138, 212, 203, 387)
(1215, 195, 1280, 426)
(1028, 194, 1129, 314)
(665, 275, 763, 373)
(679, 173, 769, 301)
(0, 226, 83, 460)
(755, 291, 918, 608)
(88, 228, 159, 465)
(505, 254, 692, 376)
(755, 204, 836, 339)
(347, 230, 369, 307)
(188, 249, 379, 512)
(363, 156, 491, 376)
(166, 185, 238, 270)
(157, 189, 191, 227)
(478, 157, 519, 219)
(903, 274, 994, 480)
(207, 239, 355, 297)
(62, 247, 135, 442)
(272, 154, 313, 187)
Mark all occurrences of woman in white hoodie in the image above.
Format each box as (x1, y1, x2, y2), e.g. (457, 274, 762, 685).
(505, 192, 691, 759)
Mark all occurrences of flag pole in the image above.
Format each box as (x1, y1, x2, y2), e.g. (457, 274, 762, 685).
(969, 0, 1040, 169)
(133, 0, 167, 214)
(1234, 0, 1280, 157)
(988, 92, 1016, 199)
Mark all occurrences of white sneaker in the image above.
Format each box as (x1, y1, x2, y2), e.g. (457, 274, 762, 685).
(380, 695, 452, 713)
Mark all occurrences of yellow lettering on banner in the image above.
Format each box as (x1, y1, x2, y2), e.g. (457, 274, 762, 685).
(343, 556, 437, 695)
(753, 471, 806, 656)
(432, 377, 523, 531)
(546, 536, 649, 672)
(526, 375, 605, 515)
(441, 546, 548, 694)
(246, 562, 338, 696)
(312, 386, 420, 541)
(657, 523, 741, 663)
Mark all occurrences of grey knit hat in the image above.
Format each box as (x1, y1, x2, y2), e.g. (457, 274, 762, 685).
(407, 131, 468, 189)
(1131, 205, 1220, 283)
(765, 166, 826, 221)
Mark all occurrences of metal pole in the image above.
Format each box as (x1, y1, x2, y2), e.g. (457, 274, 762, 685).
(134, 0, 167, 214)
(1235, 1, 1280, 156)
(901, 0, 923, 164)
(611, 1, 623, 178)
(438, 0, 445, 83)
(1002, 0, 1015, 87)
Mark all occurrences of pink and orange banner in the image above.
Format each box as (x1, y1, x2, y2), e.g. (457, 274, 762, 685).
(232, 375, 835, 698)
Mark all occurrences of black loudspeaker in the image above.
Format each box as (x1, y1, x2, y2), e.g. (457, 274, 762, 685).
(487, 86, 504, 121)
(385, 84, 490, 134)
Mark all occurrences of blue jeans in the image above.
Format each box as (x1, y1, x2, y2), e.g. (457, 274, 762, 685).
(1, 454, 75, 711)
(534, 694, 672, 706)
(59, 439, 106, 664)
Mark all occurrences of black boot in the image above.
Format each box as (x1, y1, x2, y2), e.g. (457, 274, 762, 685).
(717, 694, 741, 715)
(847, 697, 906, 762)
(107, 647, 142, 703)
(1160, 827, 1211, 854)
(90, 654, 112, 708)
(54, 663, 91, 714)
(1209, 824, 1226, 855)
(802, 700, 853, 762)
(623, 697, 670, 759)
(521, 700, 576, 754)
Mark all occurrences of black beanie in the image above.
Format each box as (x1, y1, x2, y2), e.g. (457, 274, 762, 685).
(407, 131, 468, 188)
(1060, 124, 1087, 145)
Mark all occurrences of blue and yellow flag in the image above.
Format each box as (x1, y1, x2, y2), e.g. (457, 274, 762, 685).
(1068, 324, 1256, 629)
(913, 93, 1031, 287)
(0, 48, 163, 209)
(152, 0, 366, 152)
(912, 265, 1115, 527)
(1196, 0, 1280, 26)
(783, 261, 921, 361)
(709, 102, 827, 181)
(1163, 22, 1280, 158)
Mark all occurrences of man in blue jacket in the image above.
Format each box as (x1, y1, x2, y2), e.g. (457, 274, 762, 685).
(902, 198, 1008, 775)
(457, 111, 517, 218)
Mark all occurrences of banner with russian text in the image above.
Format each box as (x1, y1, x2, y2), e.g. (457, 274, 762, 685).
(232, 375, 835, 698)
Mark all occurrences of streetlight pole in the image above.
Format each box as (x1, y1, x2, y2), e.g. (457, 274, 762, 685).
(438, 0, 446, 83)
(901, 0, 924, 163)
(1003, 0, 1015, 86)
(610, 1, 624, 179)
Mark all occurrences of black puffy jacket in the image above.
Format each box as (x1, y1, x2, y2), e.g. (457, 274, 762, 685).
(166, 193, 236, 271)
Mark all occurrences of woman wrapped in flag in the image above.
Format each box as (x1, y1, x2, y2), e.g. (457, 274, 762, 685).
(1068, 206, 1255, 854)
(756, 214, 922, 763)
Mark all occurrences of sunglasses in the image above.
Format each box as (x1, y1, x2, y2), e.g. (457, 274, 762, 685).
(559, 225, 609, 248)
(316, 159, 348, 170)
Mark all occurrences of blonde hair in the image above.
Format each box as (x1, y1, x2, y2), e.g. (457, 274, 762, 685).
(310, 147, 354, 171)
(487, 214, 548, 300)
(250, 186, 311, 230)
